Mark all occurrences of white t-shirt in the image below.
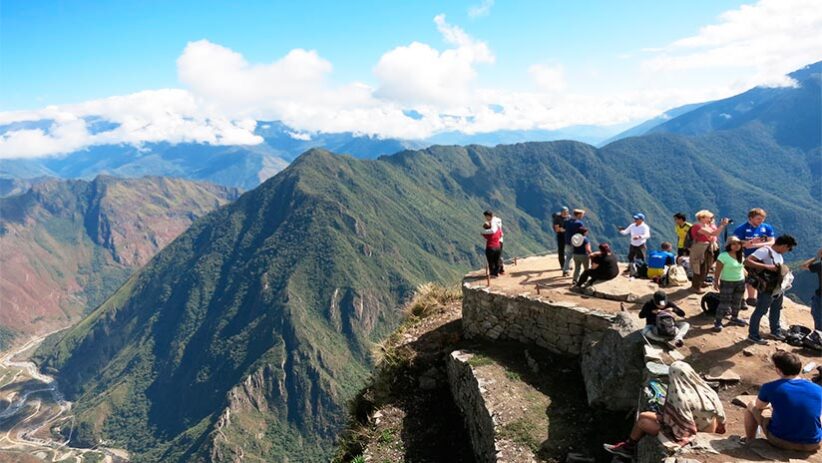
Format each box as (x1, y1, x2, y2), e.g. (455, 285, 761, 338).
(752, 246, 783, 266)
(621, 222, 650, 246)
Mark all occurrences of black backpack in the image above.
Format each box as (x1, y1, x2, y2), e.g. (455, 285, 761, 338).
(786, 325, 812, 347)
(655, 310, 678, 338)
(803, 330, 822, 351)
(683, 224, 694, 250)
(701, 292, 720, 315)
(629, 259, 648, 279)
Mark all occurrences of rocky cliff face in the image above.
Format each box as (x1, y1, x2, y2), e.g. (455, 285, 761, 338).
(0, 176, 237, 340)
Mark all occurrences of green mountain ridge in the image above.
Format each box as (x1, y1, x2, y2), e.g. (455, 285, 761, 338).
(35, 123, 820, 461)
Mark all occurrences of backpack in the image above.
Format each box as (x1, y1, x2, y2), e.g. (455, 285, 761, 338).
(786, 325, 812, 347)
(629, 259, 648, 279)
(668, 265, 689, 286)
(745, 248, 784, 294)
(655, 309, 678, 338)
(803, 330, 822, 351)
(700, 292, 720, 315)
(644, 379, 668, 413)
(683, 224, 694, 250)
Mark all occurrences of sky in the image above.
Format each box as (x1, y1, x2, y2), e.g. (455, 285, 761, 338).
(1, 0, 821, 158)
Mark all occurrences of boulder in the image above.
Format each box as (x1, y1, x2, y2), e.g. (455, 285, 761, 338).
(580, 312, 645, 410)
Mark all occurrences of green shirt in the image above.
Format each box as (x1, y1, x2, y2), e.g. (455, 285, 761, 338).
(717, 252, 745, 282)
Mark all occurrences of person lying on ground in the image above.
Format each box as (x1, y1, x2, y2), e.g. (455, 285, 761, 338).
(744, 351, 822, 452)
(640, 290, 689, 348)
(604, 361, 726, 458)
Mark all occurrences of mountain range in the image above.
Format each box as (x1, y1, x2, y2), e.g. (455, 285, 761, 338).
(24, 61, 822, 462)
(0, 176, 238, 349)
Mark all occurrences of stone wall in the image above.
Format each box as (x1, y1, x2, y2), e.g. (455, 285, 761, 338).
(462, 282, 617, 356)
(445, 350, 499, 463)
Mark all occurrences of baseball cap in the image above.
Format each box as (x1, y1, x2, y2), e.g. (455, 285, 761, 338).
(653, 290, 667, 306)
(633, 213, 646, 220)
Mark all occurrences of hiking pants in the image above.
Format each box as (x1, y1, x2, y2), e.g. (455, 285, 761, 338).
(628, 244, 646, 263)
(812, 294, 821, 331)
(562, 244, 574, 273)
(556, 233, 566, 269)
(572, 254, 589, 283)
(485, 247, 501, 276)
(748, 292, 784, 339)
(642, 322, 690, 344)
(577, 268, 618, 287)
(716, 280, 745, 322)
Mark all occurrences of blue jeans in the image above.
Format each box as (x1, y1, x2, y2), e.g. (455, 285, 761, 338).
(748, 292, 784, 339)
(562, 244, 574, 273)
(812, 294, 821, 331)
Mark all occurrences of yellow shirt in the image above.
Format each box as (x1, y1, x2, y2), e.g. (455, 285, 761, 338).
(675, 222, 692, 249)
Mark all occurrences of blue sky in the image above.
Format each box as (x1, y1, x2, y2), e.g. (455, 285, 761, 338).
(1, 0, 820, 157)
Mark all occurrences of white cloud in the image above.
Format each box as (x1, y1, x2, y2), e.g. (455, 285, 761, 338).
(468, 0, 494, 18)
(2, 4, 820, 159)
(529, 64, 567, 92)
(643, 0, 822, 89)
(373, 14, 494, 107)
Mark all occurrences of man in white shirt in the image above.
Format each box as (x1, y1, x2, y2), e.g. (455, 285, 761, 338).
(746, 235, 797, 345)
(619, 213, 651, 263)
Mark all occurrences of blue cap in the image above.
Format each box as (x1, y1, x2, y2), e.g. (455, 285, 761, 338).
(633, 213, 645, 220)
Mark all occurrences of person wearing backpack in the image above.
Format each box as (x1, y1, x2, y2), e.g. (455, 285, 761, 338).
(640, 291, 689, 348)
(712, 236, 748, 332)
(746, 235, 797, 345)
(562, 209, 586, 277)
(570, 227, 591, 285)
(800, 248, 822, 331)
(673, 212, 692, 257)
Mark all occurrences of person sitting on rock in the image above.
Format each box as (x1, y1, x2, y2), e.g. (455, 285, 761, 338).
(647, 242, 676, 283)
(573, 243, 618, 289)
(604, 361, 726, 458)
(639, 291, 690, 348)
(744, 351, 822, 451)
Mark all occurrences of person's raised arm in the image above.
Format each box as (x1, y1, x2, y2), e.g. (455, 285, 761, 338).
(619, 225, 631, 236)
(746, 254, 776, 272)
(698, 218, 730, 237)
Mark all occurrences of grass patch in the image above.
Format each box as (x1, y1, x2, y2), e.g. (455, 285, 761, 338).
(377, 428, 395, 444)
(505, 370, 521, 381)
(402, 283, 460, 320)
(466, 354, 493, 368)
(498, 419, 541, 453)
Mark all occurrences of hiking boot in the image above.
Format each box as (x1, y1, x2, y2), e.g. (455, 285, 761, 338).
(746, 297, 757, 307)
(713, 323, 723, 332)
(770, 330, 787, 342)
(729, 318, 748, 327)
(747, 335, 768, 345)
(603, 440, 636, 458)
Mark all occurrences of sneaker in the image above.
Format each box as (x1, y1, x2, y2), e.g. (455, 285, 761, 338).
(713, 323, 723, 332)
(770, 330, 787, 342)
(499, 270, 506, 275)
(603, 440, 636, 458)
(729, 318, 748, 327)
(746, 297, 757, 307)
(675, 339, 684, 348)
(747, 335, 768, 345)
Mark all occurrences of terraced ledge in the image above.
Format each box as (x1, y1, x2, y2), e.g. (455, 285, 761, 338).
(447, 349, 547, 463)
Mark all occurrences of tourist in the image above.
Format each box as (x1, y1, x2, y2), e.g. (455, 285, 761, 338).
(647, 242, 676, 283)
(552, 206, 570, 269)
(744, 351, 822, 451)
(618, 213, 651, 263)
(689, 210, 731, 293)
(800, 248, 822, 330)
(746, 234, 797, 345)
(562, 209, 586, 277)
(712, 236, 748, 332)
(571, 227, 591, 284)
(639, 290, 690, 348)
(733, 208, 776, 306)
(483, 210, 505, 275)
(604, 361, 726, 458)
(574, 243, 618, 288)
(481, 212, 503, 278)
(673, 212, 692, 257)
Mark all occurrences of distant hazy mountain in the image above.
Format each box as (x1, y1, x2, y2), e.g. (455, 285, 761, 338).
(0, 176, 237, 348)
(601, 102, 707, 145)
(650, 61, 822, 152)
(427, 124, 629, 147)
